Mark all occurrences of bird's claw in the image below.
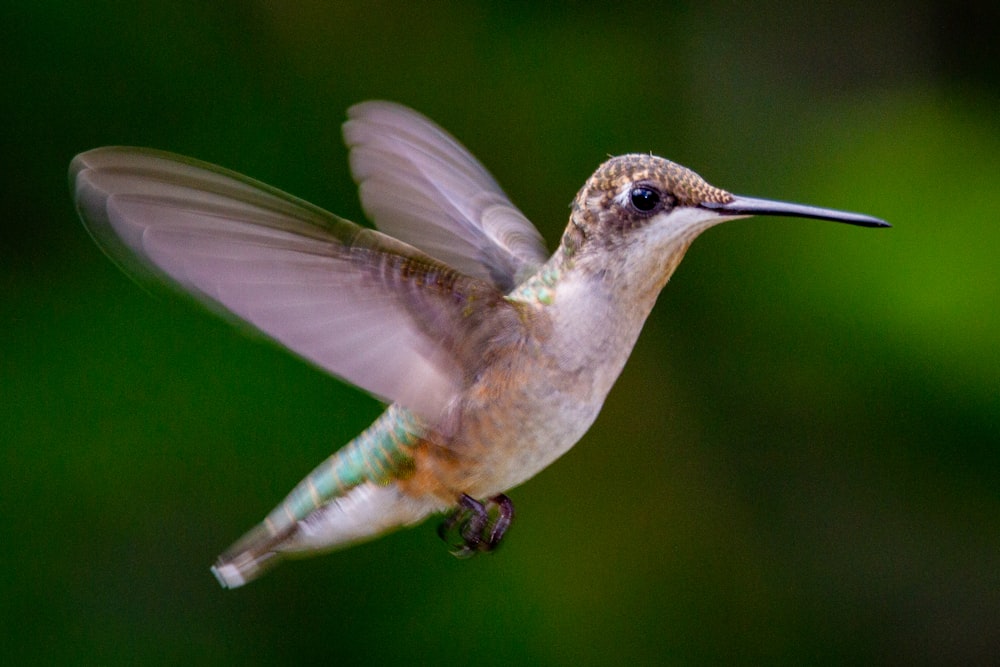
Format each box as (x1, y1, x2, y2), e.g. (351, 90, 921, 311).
(438, 493, 514, 557)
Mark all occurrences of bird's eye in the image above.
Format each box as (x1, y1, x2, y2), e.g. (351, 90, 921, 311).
(629, 186, 660, 213)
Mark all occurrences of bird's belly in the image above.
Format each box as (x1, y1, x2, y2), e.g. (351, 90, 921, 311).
(430, 285, 641, 500)
(449, 374, 607, 499)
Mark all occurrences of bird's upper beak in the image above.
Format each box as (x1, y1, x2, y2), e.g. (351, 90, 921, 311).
(701, 195, 890, 228)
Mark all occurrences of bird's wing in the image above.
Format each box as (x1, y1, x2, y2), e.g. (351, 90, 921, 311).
(71, 147, 508, 421)
(343, 101, 550, 293)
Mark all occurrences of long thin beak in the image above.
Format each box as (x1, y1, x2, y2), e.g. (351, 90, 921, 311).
(702, 195, 890, 228)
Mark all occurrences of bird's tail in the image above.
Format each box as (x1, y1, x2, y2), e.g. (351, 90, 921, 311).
(211, 482, 444, 588)
(211, 522, 293, 589)
(211, 405, 440, 589)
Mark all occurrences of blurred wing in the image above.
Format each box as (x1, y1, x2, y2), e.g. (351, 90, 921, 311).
(70, 147, 504, 420)
(343, 101, 549, 292)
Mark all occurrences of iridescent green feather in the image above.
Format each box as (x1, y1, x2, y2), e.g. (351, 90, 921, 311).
(263, 405, 424, 535)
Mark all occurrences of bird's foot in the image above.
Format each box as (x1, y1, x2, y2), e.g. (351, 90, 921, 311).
(438, 493, 514, 558)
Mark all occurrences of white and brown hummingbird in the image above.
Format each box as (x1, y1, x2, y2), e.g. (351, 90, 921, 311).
(70, 101, 889, 588)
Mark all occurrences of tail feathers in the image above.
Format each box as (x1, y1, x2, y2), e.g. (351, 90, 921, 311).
(211, 522, 293, 589)
(211, 483, 447, 588)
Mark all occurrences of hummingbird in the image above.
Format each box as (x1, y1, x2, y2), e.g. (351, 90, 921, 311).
(70, 101, 888, 589)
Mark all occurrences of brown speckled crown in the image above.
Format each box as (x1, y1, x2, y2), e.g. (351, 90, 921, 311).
(567, 154, 733, 243)
(587, 154, 732, 207)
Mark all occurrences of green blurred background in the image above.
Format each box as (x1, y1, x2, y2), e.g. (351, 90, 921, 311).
(3, 1, 999, 664)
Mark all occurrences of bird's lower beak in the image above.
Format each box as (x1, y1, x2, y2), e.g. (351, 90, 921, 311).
(702, 195, 890, 228)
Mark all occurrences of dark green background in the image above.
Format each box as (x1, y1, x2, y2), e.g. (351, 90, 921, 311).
(4, 2, 998, 664)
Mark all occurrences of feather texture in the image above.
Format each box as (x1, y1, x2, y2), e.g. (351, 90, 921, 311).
(70, 147, 506, 420)
(344, 101, 549, 291)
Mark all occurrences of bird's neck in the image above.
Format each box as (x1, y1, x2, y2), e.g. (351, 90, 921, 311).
(532, 222, 695, 314)
(505, 231, 694, 406)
